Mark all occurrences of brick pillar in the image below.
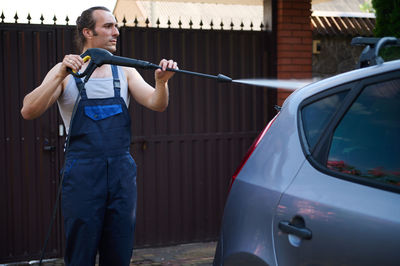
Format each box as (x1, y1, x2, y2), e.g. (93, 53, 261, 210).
(276, 0, 312, 106)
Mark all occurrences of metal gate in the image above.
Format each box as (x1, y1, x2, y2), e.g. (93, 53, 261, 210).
(0, 23, 275, 262)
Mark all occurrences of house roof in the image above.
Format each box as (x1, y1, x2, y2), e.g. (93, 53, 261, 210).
(312, 11, 375, 36)
(312, 0, 371, 13)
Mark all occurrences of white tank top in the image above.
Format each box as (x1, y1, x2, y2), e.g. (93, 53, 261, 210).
(57, 66, 130, 132)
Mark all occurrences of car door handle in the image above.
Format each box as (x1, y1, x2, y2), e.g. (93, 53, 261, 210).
(278, 220, 312, 240)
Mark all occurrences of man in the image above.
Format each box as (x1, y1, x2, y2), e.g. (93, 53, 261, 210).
(20, 6, 177, 266)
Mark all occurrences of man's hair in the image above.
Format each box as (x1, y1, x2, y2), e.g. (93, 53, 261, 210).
(75, 6, 111, 52)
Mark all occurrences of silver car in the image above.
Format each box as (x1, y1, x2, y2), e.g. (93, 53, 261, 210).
(214, 37, 400, 266)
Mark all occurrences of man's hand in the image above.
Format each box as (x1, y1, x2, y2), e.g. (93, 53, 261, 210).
(61, 54, 85, 77)
(155, 59, 178, 84)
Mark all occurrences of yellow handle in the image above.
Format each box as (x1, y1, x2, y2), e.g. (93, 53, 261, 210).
(72, 55, 91, 73)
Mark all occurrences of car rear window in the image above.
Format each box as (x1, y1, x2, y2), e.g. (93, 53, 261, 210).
(327, 78, 400, 187)
(301, 91, 348, 149)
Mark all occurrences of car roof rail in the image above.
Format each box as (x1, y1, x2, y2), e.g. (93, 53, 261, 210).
(351, 37, 400, 68)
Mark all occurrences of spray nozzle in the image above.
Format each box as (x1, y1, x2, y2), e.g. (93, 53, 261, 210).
(216, 74, 232, 82)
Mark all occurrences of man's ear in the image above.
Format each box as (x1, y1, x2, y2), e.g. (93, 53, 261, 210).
(82, 28, 93, 39)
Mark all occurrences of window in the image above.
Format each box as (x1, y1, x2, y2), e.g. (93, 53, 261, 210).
(302, 91, 348, 149)
(327, 79, 400, 187)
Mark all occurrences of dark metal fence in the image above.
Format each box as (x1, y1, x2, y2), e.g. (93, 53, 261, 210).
(0, 22, 276, 262)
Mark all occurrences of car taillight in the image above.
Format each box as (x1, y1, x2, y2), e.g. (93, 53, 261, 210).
(228, 114, 279, 192)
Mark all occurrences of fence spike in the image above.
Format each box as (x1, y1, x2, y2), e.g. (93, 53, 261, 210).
(3, 12, 263, 30)
(178, 18, 182, 29)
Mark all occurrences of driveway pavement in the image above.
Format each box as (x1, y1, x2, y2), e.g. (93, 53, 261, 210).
(131, 241, 216, 265)
(2, 241, 216, 266)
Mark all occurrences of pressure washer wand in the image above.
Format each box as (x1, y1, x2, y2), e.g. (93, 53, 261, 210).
(69, 48, 232, 83)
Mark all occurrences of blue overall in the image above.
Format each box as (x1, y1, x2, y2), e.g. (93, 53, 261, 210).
(61, 65, 137, 266)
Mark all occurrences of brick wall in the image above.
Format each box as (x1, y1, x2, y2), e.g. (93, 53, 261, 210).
(276, 0, 312, 105)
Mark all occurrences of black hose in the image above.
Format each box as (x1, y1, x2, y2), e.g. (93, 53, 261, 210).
(39, 87, 82, 265)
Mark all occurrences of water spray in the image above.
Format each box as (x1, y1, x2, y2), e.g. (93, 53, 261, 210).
(232, 79, 312, 90)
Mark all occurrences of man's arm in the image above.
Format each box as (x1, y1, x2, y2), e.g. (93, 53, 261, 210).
(21, 55, 84, 120)
(125, 59, 177, 112)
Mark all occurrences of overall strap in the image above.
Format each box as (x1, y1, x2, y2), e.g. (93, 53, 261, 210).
(73, 76, 88, 99)
(111, 65, 121, 98)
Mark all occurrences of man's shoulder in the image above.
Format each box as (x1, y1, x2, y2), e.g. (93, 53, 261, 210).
(120, 65, 139, 80)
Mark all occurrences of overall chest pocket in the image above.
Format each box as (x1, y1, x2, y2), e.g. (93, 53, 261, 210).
(84, 104, 123, 121)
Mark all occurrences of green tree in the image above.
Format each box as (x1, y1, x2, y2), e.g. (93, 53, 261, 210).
(372, 0, 400, 37)
(372, 0, 400, 61)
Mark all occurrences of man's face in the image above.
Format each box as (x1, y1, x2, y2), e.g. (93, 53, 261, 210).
(89, 10, 119, 52)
